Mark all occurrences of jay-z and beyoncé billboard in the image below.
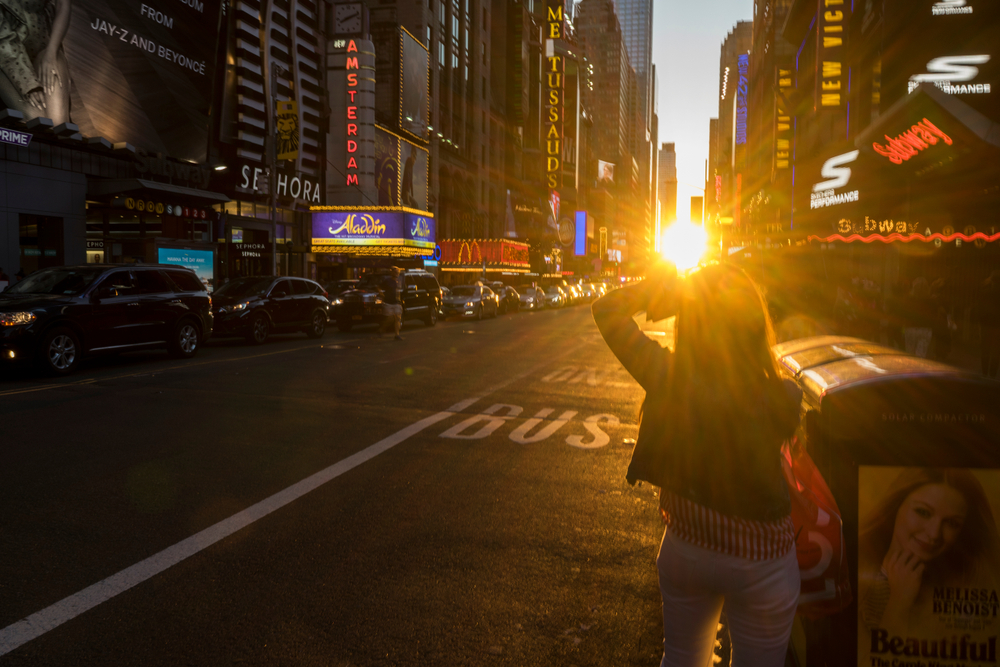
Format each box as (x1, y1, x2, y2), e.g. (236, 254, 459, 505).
(0, 0, 223, 162)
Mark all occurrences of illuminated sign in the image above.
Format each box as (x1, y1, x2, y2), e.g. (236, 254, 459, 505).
(933, 0, 973, 15)
(735, 55, 749, 145)
(811, 150, 859, 209)
(819, 0, 849, 107)
(311, 209, 435, 251)
(574, 211, 587, 256)
(776, 67, 792, 169)
(909, 55, 991, 94)
(872, 118, 952, 164)
(821, 219, 1000, 247)
(238, 164, 321, 203)
(345, 40, 361, 186)
(276, 101, 299, 161)
(439, 239, 531, 269)
(545, 0, 564, 190)
(157, 248, 214, 291)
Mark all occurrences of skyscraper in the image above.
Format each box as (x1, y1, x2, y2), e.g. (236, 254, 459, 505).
(657, 142, 677, 225)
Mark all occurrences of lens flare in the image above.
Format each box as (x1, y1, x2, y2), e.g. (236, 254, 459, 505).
(659, 222, 708, 271)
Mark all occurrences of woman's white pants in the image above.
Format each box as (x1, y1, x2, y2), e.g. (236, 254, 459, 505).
(656, 528, 800, 667)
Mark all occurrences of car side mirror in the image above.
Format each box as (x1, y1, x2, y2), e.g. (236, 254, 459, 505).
(92, 286, 114, 302)
(273, 289, 287, 298)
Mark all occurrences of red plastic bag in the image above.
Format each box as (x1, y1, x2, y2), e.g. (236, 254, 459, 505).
(781, 438, 852, 619)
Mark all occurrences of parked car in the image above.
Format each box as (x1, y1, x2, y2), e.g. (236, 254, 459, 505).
(497, 286, 520, 314)
(543, 285, 567, 308)
(212, 276, 329, 344)
(329, 283, 384, 332)
(401, 269, 443, 326)
(576, 283, 598, 302)
(441, 284, 499, 319)
(0, 264, 213, 375)
(518, 286, 546, 310)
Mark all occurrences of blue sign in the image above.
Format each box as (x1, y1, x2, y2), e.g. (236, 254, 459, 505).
(157, 247, 215, 292)
(574, 211, 587, 256)
(312, 210, 436, 250)
(735, 54, 749, 146)
(0, 128, 31, 147)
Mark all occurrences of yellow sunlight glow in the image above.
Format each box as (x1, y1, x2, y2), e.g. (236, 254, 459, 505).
(659, 222, 708, 271)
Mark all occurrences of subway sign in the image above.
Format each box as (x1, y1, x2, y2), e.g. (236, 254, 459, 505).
(311, 209, 435, 250)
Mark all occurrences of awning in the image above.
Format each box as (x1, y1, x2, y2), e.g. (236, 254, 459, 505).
(87, 178, 230, 204)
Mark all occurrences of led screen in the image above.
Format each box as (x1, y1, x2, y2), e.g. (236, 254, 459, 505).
(157, 247, 215, 291)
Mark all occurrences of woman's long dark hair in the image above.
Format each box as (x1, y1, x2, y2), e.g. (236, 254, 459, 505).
(651, 263, 799, 513)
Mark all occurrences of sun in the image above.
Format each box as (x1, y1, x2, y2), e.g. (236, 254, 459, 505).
(659, 221, 708, 271)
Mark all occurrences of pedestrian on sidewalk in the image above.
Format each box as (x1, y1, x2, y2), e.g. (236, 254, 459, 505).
(592, 261, 802, 667)
(381, 266, 404, 340)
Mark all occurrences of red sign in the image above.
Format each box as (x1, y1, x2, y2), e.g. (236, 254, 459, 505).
(439, 239, 530, 268)
(345, 40, 360, 186)
(872, 118, 952, 164)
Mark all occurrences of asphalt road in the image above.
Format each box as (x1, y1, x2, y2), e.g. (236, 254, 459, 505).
(0, 304, 669, 666)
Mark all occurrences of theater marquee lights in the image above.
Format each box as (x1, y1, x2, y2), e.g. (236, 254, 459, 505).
(872, 118, 953, 164)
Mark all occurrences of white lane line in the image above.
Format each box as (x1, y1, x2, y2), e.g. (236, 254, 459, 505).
(0, 396, 479, 657)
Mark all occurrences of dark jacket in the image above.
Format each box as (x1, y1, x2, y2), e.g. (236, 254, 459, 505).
(592, 284, 800, 523)
(381, 275, 400, 305)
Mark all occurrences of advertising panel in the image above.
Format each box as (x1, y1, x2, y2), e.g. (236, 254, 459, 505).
(598, 160, 615, 185)
(157, 247, 214, 291)
(400, 139, 428, 210)
(858, 466, 1000, 667)
(375, 128, 400, 206)
(400, 29, 429, 142)
(4, 0, 224, 162)
(312, 210, 435, 250)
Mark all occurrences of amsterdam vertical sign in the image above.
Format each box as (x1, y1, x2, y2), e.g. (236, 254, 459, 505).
(545, 0, 564, 190)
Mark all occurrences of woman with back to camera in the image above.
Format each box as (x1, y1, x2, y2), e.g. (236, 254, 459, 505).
(592, 260, 803, 667)
(859, 468, 1000, 639)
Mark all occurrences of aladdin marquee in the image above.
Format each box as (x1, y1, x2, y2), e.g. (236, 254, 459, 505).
(310, 206, 435, 257)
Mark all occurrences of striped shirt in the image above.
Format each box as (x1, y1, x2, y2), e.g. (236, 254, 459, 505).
(660, 490, 795, 561)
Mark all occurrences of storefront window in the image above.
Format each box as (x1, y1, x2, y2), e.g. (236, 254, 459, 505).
(19, 214, 64, 274)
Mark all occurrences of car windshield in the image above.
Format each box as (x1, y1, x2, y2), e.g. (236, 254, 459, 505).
(215, 277, 273, 298)
(545, 287, 561, 294)
(450, 286, 476, 297)
(4, 267, 104, 296)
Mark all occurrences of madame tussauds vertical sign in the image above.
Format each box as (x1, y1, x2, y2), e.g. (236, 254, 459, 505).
(0, 0, 223, 162)
(858, 466, 1000, 667)
(545, 0, 564, 190)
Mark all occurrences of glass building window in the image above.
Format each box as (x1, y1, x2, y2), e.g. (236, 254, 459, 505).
(439, 41, 445, 66)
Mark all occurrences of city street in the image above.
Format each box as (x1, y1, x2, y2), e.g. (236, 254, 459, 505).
(0, 305, 669, 666)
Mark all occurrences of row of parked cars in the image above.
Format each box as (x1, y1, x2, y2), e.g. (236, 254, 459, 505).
(0, 264, 613, 376)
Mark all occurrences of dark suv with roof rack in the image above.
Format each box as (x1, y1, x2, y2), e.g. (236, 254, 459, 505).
(0, 264, 213, 375)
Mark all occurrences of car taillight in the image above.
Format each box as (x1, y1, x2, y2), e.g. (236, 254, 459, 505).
(323, 291, 329, 299)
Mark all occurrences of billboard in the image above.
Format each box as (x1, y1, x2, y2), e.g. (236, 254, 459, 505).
(312, 210, 435, 250)
(2, 0, 225, 162)
(400, 29, 429, 142)
(598, 160, 615, 185)
(400, 140, 428, 210)
(858, 466, 1000, 667)
(375, 128, 400, 206)
(157, 247, 214, 291)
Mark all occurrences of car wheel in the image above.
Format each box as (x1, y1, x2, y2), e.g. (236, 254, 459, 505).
(477, 304, 484, 321)
(39, 327, 81, 376)
(336, 318, 353, 332)
(424, 308, 437, 327)
(169, 319, 200, 358)
(499, 301, 507, 315)
(246, 313, 270, 345)
(306, 309, 326, 338)
(490, 302, 498, 318)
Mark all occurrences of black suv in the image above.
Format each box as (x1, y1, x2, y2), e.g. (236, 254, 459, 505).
(0, 264, 213, 375)
(211, 276, 330, 344)
(401, 270, 443, 326)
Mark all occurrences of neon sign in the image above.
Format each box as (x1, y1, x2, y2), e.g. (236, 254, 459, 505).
(545, 0, 564, 190)
(345, 40, 360, 186)
(312, 209, 435, 250)
(735, 55, 748, 145)
(811, 231, 1000, 244)
(872, 118, 952, 164)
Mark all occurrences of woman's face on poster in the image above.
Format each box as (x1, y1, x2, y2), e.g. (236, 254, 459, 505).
(892, 483, 969, 562)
